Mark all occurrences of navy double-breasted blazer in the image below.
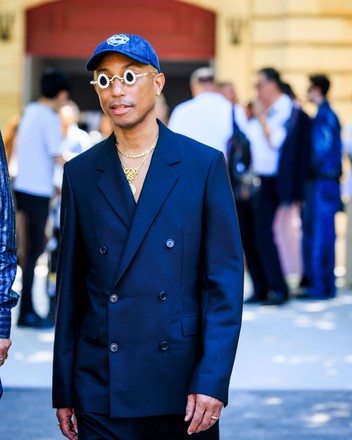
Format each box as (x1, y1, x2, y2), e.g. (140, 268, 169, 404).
(52, 121, 243, 418)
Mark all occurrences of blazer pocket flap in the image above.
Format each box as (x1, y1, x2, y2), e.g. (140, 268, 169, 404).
(181, 315, 200, 336)
(80, 316, 100, 341)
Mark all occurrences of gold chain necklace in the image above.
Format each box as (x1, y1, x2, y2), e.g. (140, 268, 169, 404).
(116, 135, 158, 159)
(118, 136, 158, 195)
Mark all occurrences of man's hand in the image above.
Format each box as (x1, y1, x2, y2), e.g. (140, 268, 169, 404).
(184, 393, 223, 435)
(0, 338, 11, 366)
(57, 408, 78, 439)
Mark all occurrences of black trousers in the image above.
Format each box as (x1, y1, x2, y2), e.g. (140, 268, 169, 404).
(236, 197, 267, 298)
(14, 191, 50, 317)
(254, 176, 288, 296)
(75, 411, 219, 440)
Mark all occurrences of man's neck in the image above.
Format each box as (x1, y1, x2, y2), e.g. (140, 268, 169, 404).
(114, 119, 160, 154)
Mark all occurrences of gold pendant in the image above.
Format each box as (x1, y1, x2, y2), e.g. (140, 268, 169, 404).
(124, 168, 138, 181)
(129, 183, 136, 195)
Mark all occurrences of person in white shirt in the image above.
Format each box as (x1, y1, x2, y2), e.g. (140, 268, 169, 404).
(13, 68, 70, 328)
(168, 67, 233, 157)
(246, 67, 293, 305)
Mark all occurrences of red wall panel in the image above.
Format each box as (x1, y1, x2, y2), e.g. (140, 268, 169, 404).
(26, 0, 215, 61)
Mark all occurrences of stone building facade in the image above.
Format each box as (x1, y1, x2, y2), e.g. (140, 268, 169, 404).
(1, 0, 352, 127)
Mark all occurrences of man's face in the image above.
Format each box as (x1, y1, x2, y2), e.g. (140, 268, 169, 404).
(307, 83, 319, 104)
(92, 52, 165, 130)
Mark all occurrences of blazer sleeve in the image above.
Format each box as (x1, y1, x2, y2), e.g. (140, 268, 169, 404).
(189, 152, 244, 405)
(52, 164, 88, 408)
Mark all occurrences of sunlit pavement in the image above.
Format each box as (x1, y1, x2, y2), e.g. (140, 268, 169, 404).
(0, 265, 351, 439)
(233, 291, 352, 391)
(225, 287, 352, 439)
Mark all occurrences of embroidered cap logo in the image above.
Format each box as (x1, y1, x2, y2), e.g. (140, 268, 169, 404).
(106, 34, 130, 47)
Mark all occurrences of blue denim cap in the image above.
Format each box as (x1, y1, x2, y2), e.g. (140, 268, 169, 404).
(86, 34, 160, 72)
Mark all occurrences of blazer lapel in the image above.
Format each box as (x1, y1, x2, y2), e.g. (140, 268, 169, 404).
(96, 135, 135, 229)
(115, 124, 181, 282)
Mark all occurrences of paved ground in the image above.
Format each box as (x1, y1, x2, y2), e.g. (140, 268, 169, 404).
(232, 290, 352, 391)
(0, 268, 351, 439)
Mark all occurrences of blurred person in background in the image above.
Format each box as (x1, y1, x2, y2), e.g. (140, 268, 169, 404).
(58, 100, 92, 162)
(13, 68, 71, 328)
(245, 67, 293, 305)
(168, 67, 233, 156)
(299, 74, 342, 299)
(218, 81, 267, 302)
(53, 99, 93, 189)
(273, 82, 310, 284)
(248, 69, 311, 305)
(0, 132, 19, 397)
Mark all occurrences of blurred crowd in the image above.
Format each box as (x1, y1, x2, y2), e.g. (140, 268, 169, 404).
(2, 63, 351, 327)
(169, 66, 348, 306)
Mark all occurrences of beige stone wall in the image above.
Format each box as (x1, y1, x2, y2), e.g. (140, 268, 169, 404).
(247, 0, 352, 124)
(1, 0, 352, 127)
(0, 0, 56, 128)
(0, 1, 24, 128)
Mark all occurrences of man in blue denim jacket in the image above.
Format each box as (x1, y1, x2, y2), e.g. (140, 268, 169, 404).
(0, 131, 19, 397)
(301, 74, 342, 299)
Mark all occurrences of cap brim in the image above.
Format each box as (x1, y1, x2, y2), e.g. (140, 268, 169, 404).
(86, 50, 115, 71)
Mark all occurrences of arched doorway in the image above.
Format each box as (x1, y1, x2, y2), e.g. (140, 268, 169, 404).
(25, 0, 216, 127)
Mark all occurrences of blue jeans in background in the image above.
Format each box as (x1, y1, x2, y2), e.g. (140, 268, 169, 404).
(302, 179, 340, 298)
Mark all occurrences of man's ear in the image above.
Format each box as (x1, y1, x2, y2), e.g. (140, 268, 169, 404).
(154, 73, 165, 96)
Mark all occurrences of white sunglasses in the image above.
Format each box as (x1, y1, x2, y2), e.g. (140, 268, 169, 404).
(90, 69, 156, 89)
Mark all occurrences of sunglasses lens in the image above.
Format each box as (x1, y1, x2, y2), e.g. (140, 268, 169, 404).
(98, 74, 110, 89)
(124, 70, 136, 85)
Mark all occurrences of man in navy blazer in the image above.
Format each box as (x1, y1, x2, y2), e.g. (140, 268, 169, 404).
(53, 34, 243, 440)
